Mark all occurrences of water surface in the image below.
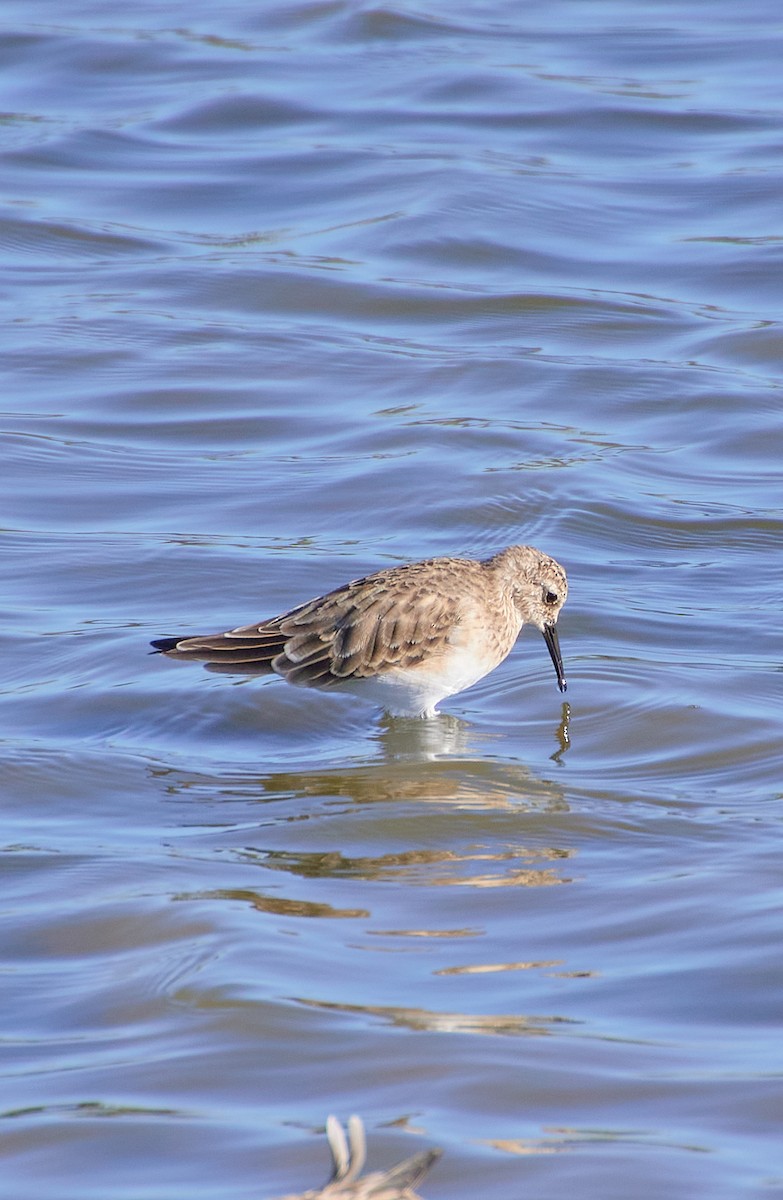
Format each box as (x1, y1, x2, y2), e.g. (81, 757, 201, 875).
(2, 1, 782, 1197)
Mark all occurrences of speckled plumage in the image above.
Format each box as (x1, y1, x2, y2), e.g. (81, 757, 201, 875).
(151, 545, 568, 717)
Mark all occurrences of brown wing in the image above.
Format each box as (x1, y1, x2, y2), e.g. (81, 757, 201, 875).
(150, 626, 285, 675)
(356, 1148, 442, 1196)
(151, 562, 465, 686)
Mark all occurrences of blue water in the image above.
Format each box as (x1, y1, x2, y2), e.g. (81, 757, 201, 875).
(2, 1, 782, 1197)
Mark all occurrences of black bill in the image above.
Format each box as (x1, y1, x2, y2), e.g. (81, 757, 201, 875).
(542, 623, 567, 693)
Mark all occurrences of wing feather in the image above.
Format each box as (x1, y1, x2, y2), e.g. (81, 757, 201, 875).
(152, 557, 475, 686)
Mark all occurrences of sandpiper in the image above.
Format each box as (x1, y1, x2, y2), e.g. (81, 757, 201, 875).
(151, 544, 567, 718)
(278, 1114, 440, 1200)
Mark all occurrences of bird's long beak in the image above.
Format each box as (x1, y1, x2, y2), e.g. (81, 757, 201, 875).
(542, 623, 567, 693)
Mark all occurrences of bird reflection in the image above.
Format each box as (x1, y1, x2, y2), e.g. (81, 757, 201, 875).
(373, 712, 483, 761)
(225, 730, 570, 816)
(293, 998, 578, 1038)
(550, 702, 571, 763)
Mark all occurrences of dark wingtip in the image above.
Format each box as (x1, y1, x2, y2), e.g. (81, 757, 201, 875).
(150, 636, 181, 654)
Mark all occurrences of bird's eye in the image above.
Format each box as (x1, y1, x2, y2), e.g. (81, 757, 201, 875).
(544, 589, 559, 605)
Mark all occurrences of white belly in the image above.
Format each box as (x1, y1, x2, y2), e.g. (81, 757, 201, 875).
(327, 652, 497, 718)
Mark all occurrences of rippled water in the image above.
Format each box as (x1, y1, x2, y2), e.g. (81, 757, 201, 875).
(2, 1, 782, 1197)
